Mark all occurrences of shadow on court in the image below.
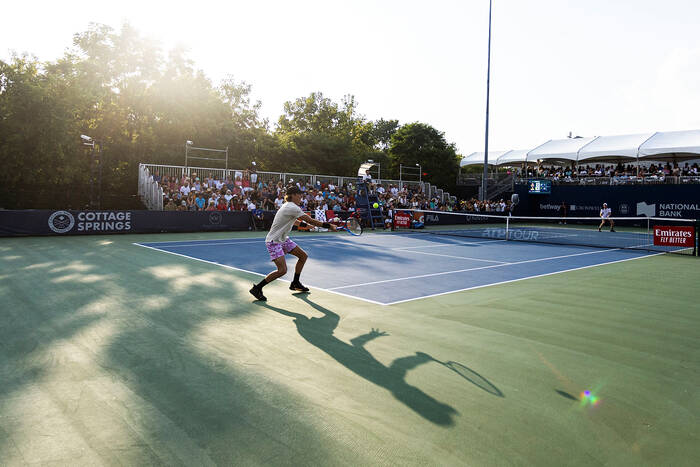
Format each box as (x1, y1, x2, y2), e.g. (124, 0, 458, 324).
(257, 295, 459, 426)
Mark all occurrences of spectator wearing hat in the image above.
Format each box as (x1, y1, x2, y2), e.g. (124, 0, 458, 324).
(164, 198, 177, 211)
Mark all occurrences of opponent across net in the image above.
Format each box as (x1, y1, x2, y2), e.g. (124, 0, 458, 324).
(392, 209, 698, 256)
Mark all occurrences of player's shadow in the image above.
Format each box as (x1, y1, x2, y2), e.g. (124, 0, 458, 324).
(257, 296, 458, 426)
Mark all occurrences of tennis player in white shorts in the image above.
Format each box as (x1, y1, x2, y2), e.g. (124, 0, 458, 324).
(598, 203, 615, 232)
(249, 185, 336, 301)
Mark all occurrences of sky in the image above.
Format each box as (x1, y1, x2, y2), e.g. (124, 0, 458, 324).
(2, 0, 700, 156)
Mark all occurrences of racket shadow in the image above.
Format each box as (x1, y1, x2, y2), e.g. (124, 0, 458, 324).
(423, 354, 504, 398)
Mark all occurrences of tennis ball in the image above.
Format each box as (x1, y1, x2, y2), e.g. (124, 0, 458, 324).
(373, 202, 379, 208)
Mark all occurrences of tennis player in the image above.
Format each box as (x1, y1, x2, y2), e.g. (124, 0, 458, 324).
(598, 202, 615, 232)
(250, 185, 336, 301)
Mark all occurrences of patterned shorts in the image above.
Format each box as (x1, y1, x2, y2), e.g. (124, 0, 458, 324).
(266, 239, 298, 261)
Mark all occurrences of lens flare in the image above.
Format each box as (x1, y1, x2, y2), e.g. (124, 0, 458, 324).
(580, 390, 600, 407)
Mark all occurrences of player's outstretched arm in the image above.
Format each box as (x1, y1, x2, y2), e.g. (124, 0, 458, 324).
(298, 214, 337, 231)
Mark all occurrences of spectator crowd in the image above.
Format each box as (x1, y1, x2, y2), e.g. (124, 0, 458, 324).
(151, 169, 494, 216)
(516, 161, 700, 183)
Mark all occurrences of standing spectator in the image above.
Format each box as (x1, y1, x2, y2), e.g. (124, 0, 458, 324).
(559, 202, 568, 224)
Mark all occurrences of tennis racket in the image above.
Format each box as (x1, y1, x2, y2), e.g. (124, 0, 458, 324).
(335, 217, 363, 236)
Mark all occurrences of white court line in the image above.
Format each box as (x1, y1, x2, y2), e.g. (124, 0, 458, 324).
(146, 240, 267, 247)
(328, 248, 624, 290)
(391, 249, 507, 263)
(137, 232, 392, 247)
(383, 252, 663, 305)
(132, 242, 387, 306)
(391, 238, 507, 249)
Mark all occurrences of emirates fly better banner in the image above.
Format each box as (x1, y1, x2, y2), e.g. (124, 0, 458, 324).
(653, 226, 696, 247)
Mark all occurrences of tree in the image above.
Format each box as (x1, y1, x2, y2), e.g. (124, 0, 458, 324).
(275, 93, 375, 175)
(371, 118, 399, 151)
(388, 123, 460, 191)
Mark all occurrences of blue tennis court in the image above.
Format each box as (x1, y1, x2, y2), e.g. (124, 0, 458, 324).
(136, 233, 657, 305)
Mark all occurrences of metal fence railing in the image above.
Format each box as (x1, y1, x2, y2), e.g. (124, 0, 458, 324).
(138, 164, 164, 210)
(138, 163, 456, 209)
(514, 175, 700, 186)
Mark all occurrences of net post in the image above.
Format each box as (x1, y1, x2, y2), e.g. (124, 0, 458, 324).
(505, 216, 510, 241)
(647, 217, 650, 245)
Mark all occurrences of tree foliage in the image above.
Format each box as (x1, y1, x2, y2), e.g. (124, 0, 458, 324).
(0, 23, 460, 209)
(388, 123, 460, 191)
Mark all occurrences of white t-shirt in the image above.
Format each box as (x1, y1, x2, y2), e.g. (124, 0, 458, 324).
(266, 201, 305, 243)
(600, 207, 611, 218)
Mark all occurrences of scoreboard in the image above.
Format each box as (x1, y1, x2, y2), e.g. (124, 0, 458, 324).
(528, 179, 552, 194)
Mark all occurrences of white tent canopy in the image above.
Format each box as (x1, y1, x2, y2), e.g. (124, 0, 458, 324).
(527, 137, 597, 163)
(496, 149, 531, 166)
(461, 128, 700, 168)
(460, 151, 508, 167)
(577, 133, 655, 162)
(638, 129, 700, 161)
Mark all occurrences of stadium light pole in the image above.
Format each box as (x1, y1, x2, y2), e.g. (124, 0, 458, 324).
(81, 135, 102, 209)
(481, 0, 493, 201)
(185, 140, 193, 167)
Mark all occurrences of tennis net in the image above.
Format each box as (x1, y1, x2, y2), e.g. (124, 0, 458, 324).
(392, 209, 698, 256)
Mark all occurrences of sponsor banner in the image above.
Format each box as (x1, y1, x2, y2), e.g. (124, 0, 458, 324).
(515, 184, 700, 219)
(394, 212, 412, 228)
(0, 210, 254, 237)
(422, 211, 506, 226)
(653, 226, 696, 247)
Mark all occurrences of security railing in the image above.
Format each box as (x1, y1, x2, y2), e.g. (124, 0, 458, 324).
(138, 163, 456, 208)
(138, 164, 164, 210)
(514, 175, 700, 186)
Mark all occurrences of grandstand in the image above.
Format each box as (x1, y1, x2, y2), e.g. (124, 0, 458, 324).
(138, 162, 457, 213)
(459, 129, 700, 199)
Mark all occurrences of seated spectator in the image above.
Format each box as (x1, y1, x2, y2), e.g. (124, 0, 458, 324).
(195, 192, 206, 210)
(164, 198, 177, 211)
(216, 197, 227, 211)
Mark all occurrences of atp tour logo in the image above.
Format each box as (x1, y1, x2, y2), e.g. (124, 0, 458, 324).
(48, 211, 75, 233)
(637, 202, 656, 217)
(208, 212, 222, 225)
